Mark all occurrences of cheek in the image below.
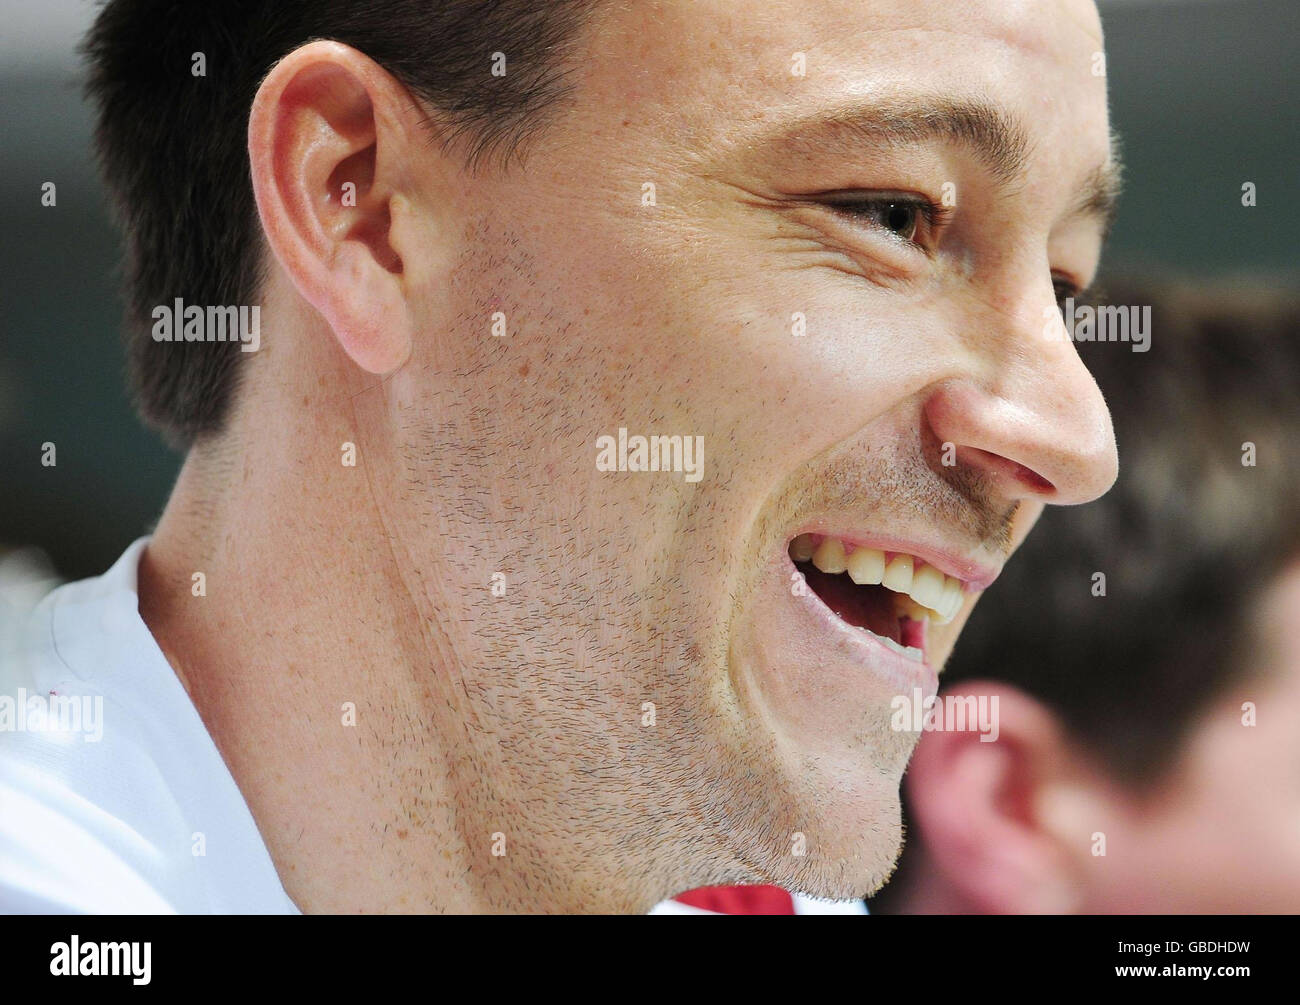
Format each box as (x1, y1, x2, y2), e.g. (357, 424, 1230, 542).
(488, 183, 962, 490)
(610, 273, 952, 494)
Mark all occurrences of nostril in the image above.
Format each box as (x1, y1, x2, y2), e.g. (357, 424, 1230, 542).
(961, 446, 1056, 496)
(1006, 458, 1055, 494)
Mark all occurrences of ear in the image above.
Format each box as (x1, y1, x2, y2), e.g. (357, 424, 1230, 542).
(903, 681, 1096, 914)
(248, 40, 423, 374)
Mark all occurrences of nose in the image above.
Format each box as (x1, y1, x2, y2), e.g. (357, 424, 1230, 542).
(924, 285, 1118, 507)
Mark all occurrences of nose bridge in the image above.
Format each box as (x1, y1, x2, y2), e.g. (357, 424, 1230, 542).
(1012, 290, 1113, 453)
(928, 279, 1118, 507)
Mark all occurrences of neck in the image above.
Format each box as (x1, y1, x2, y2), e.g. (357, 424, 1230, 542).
(133, 283, 694, 913)
(138, 417, 556, 911)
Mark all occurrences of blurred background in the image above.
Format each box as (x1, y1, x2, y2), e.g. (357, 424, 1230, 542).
(1, 0, 1299, 579)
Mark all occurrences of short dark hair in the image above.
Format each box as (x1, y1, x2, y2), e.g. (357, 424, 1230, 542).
(83, 0, 598, 447)
(946, 276, 1300, 786)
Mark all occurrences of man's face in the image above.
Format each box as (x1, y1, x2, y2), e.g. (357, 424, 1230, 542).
(386, 0, 1117, 902)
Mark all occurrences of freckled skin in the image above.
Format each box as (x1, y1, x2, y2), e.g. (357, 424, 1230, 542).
(142, 0, 1117, 912)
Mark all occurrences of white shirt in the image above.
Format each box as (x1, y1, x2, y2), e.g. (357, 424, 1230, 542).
(0, 538, 298, 913)
(0, 539, 864, 915)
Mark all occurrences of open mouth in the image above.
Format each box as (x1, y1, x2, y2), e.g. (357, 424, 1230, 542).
(788, 533, 967, 664)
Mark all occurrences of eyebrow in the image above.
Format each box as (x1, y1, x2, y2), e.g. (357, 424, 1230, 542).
(1070, 145, 1124, 239)
(752, 95, 1122, 235)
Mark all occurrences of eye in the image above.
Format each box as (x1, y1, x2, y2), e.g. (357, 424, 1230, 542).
(816, 193, 946, 248)
(1053, 275, 1082, 316)
(854, 200, 921, 241)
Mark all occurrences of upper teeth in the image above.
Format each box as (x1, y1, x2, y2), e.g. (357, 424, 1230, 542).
(792, 534, 965, 624)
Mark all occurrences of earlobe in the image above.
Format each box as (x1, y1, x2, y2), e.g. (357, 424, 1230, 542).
(247, 41, 416, 375)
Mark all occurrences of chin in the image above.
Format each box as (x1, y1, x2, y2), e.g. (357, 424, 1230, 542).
(710, 713, 915, 900)
(769, 772, 906, 900)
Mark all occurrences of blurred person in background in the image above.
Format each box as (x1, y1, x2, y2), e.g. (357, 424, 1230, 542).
(870, 278, 1300, 914)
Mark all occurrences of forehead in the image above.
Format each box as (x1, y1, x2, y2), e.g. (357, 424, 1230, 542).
(578, 0, 1111, 176)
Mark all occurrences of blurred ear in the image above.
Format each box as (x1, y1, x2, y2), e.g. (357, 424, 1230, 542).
(903, 681, 1101, 914)
(248, 40, 428, 374)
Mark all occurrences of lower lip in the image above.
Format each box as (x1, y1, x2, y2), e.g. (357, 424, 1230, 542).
(785, 552, 940, 697)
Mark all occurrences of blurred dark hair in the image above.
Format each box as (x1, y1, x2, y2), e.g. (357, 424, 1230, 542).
(83, 0, 597, 447)
(948, 275, 1300, 786)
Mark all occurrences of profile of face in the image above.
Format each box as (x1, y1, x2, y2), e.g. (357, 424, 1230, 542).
(245, 0, 1118, 904)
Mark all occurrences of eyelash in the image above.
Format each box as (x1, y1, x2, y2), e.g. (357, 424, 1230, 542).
(1053, 275, 1084, 309)
(818, 192, 953, 252)
(818, 192, 1086, 309)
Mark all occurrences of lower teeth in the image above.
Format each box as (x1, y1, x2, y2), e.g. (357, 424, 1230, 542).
(857, 626, 924, 662)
